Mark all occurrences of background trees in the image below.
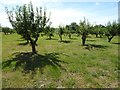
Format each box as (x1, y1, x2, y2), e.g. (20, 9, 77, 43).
(5, 1, 119, 52)
(105, 21, 118, 42)
(78, 18, 91, 45)
(58, 26, 64, 42)
(43, 22, 55, 39)
(2, 27, 10, 35)
(6, 2, 51, 53)
(65, 22, 79, 39)
(1, 27, 15, 35)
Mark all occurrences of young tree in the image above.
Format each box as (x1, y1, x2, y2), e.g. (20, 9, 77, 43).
(44, 22, 55, 39)
(65, 22, 79, 39)
(93, 25, 102, 38)
(6, 2, 50, 53)
(58, 26, 64, 42)
(79, 18, 91, 46)
(105, 21, 118, 42)
(99, 25, 105, 38)
(65, 25, 72, 39)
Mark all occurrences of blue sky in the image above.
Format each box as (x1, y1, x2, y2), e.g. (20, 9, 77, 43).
(0, 0, 119, 28)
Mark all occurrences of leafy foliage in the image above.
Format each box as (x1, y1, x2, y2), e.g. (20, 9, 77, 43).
(2, 27, 15, 34)
(78, 17, 92, 45)
(6, 2, 50, 53)
(105, 21, 118, 42)
(58, 26, 65, 41)
(43, 22, 55, 39)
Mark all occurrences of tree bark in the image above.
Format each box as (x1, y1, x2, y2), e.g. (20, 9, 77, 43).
(96, 34, 98, 38)
(49, 35, 51, 39)
(31, 43, 36, 54)
(69, 34, 71, 39)
(82, 35, 86, 46)
(108, 36, 114, 42)
(59, 35, 62, 41)
(29, 37, 38, 54)
(26, 39, 29, 44)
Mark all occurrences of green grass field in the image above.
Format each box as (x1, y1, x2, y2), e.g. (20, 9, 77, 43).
(2, 33, 119, 88)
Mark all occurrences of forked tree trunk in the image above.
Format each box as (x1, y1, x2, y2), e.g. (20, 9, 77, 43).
(108, 36, 114, 42)
(96, 34, 98, 38)
(49, 35, 51, 39)
(68, 34, 71, 39)
(59, 35, 62, 41)
(27, 39, 29, 44)
(29, 37, 38, 54)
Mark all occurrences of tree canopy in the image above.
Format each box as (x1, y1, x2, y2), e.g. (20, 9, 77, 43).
(6, 2, 51, 53)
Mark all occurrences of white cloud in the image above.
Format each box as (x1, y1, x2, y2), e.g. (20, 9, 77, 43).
(48, 8, 87, 27)
(0, 1, 117, 28)
(95, 2, 99, 5)
(0, 12, 12, 27)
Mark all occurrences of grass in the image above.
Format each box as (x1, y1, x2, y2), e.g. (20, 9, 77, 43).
(2, 33, 119, 88)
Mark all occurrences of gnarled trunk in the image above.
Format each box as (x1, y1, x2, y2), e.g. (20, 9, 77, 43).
(68, 34, 71, 39)
(29, 36, 38, 54)
(95, 34, 98, 38)
(59, 35, 62, 41)
(108, 36, 114, 42)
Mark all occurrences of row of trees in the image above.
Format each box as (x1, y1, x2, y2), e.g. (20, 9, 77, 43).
(57, 19, 119, 45)
(5, 2, 120, 54)
(1, 26, 15, 34)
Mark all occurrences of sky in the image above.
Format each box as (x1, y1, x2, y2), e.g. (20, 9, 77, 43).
(0, 0, 119, 28)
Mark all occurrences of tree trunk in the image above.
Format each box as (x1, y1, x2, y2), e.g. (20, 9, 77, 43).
(49, 35, 51, 40)
(59, 35, 62, 41)
(69, 34, 71, 39)
(27, 39, 29, 44)
(30, 40, 37, 54)
(96, 34, 98, 38)
(31, 43, 37, 54)
(108, 36, 114, 42)
(82, 35, 86, 46)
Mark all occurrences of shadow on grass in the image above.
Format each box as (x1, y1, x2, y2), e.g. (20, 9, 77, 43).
(59, 40, 72, 43)
(18, 42, 29, 45)
(2, 52, 67, 75)
(45, 38, 58, 40)
(69, 38, 77, 40)
(86, 39, 96, 42)
(16, 39, 25, 41)
(112, 42, 120, 45)
(85, 44, 108, 49)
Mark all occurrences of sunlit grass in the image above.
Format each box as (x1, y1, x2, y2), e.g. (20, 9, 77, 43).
(2, 33, 119, 88)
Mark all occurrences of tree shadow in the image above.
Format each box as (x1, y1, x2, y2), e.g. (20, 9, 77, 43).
(16, 39, 25, 41)
(18, 42, 29, 45)
(45, 38, 58, 40)
(86, 39, 96, 42)
(112, 42, 120, 45)
(16, 37, 25, 41)
(59, 40, 72, 43)
(69, 38, 77, 40)
(85, 44, 108, 49)
(2, 52, 67, 75)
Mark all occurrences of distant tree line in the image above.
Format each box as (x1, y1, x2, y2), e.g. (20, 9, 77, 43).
(0, 26, 15, 34)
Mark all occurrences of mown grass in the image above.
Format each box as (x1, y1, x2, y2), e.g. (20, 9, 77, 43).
(2, 33, 119, 88)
